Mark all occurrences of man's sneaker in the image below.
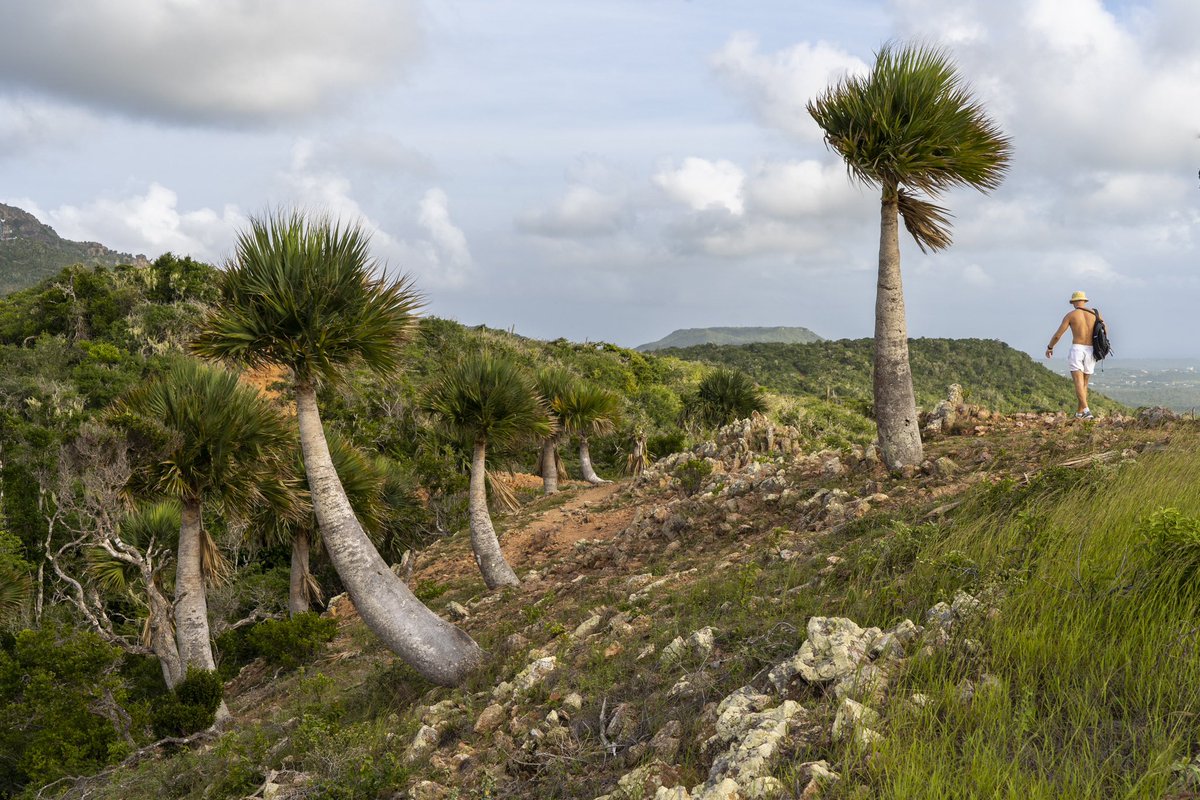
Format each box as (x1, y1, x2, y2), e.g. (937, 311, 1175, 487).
(1074, 410, 1095, 420)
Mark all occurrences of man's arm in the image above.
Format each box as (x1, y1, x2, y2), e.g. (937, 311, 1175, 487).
(1046, 315, 1071, 359)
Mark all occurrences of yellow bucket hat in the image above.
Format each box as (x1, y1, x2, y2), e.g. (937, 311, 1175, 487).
(1069, 291, 1088, 303)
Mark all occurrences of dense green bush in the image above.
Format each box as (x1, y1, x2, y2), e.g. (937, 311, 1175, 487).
(246, 613, 339, 671)
(0, 626, 131, 795)
(151, 667, 224, 738)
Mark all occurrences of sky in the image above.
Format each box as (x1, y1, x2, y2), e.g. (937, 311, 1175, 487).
(1, 0, 1198, 358)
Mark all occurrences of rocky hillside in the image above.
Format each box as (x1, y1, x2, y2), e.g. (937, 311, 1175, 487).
(0, 203, 144, 295)
(637, 327, 823, 352)
(45, 400, 1200, 800)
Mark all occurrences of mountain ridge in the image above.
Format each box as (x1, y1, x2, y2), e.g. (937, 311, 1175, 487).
(636, 325, 823, 351)
(0, 203, 145, 296)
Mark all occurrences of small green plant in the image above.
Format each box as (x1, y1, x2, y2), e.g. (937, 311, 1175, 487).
(152, 667, 223, 737)
(1139, 507, 1200, 591)
(673, 458, 713, 495)
(245, 612, 338, 671)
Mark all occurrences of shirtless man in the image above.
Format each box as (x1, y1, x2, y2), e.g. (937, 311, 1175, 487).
(1045, 291, 1105, 419)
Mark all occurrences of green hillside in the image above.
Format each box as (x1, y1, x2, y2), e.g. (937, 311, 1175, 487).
(637, 325, 823, 351)
(0, 204, 142, 296)
(661, 338, 1124, 413)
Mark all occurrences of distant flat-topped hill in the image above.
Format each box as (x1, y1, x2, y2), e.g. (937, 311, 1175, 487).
(637, 326, 823, 351)
(0, 203, 145, 295)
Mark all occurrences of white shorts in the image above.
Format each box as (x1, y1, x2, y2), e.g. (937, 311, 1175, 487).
(1067, 344, 1095, 375)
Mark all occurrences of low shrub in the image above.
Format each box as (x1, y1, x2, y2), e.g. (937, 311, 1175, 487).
(673, 458, 713, 495)
(245, 612, 338, 671)
(152, 667, 223, 737)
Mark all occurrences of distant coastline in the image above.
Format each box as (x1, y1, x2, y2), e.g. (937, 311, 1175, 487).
(1046, 358, 1200, 411)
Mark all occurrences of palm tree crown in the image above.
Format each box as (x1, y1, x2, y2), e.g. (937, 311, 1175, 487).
(425, 352, 553, 447)
(111, 359, 298, 515)
(558, 384, 621, 438)
(807, 42, 1012, 252)
(192, 211, 423, 385)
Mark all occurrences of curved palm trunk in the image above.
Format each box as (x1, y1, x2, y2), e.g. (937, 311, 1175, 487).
(578, 435, 608, 484)
(874, 191, 924, 470)
(296, 383, 482, 685)
(539, 438, 559, 495)
(469, 439, 520, 589)
(289, 530, 312, 616)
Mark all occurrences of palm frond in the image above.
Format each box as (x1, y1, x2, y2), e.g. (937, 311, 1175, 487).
(111, 359, 300, 520)
(558, 384, 622, 437)
(193, 210, 425, 385)
(487, 470, 522, 514)
(423, 351, 554, 451)
(694, 368, 768, 427)
(534, 367, 578, 420)
(807, 40, 1011, 235)
(897, 189, 954, 253)
(0, 563, 32, 624)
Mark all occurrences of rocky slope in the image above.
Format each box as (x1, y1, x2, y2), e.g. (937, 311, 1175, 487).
(55, 397, 1200, 800)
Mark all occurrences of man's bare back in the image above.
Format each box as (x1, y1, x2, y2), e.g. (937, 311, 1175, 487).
(1062, 307, 1099, 344)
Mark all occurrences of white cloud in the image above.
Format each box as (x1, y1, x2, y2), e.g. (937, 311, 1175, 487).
(653, 158, 746, 215)
(0, 1, 423, 126)
(279, 142, 474, 289)
(33, 184, 244, 261)
(517, 185, 627, 238)
(744, 160, 865, 219)
(417, 189, 473, 275)
(711, 33, 869, 140)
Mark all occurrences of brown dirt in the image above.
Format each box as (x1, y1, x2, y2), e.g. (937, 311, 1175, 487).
(413, 481, 632, 589)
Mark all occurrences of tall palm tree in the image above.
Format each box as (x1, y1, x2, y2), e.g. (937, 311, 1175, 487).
(111, 360, 298, 693)
(423, 352, 552, 589)
(533, 367, 576, 494)
(558, 384, 622, 485)
(193, 211, 483, 686)
(808, 43, 1011, 469)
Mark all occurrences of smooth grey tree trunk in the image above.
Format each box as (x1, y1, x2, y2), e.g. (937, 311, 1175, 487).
(468, 440, 520, 589)
(540, 438, 559, 494)
(295, 383, 482, 685)
(174, 499, 228, 720)
(578, 435, 608, 484)
(873, 191, 924, 470)
(174, 500, 217, 672)
(289, 530, 311, 616)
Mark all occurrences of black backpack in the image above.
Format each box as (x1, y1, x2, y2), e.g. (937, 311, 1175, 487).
(1091, 309, 1112, 360)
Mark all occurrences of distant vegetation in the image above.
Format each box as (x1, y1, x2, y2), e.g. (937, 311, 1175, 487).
(660, 339, 1124, 414)
(0, 203, 142, 296)
(636, 325, 823, 351)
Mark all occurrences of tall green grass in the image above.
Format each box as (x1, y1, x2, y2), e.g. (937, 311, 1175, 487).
(841, 445, 1200, 798)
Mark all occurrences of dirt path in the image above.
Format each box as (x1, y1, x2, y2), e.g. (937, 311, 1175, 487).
(412, 479, 634, 589)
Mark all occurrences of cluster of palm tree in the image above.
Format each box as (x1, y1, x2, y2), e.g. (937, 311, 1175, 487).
(91, 210, 627, 693)
(420, 352, 622, 589)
